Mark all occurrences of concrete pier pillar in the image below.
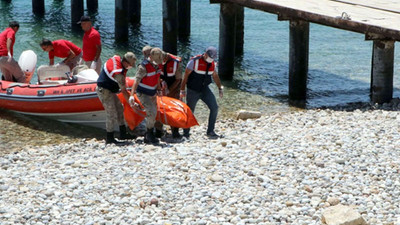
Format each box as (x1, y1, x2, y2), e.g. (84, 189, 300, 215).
(87, 0, 98, 12)
(32, 0, 45, 15)
(371, 40, 394, 103)
(219, 3, 237, 80)
(235, 6, 244, 56)
(115, 0, 129, 42)
(71, 0, 84, 28)
(163, 0, 178, 55)
(178, 0, 190, 40)
(128, 0, 141, 25)
(289, 20, 309, 101)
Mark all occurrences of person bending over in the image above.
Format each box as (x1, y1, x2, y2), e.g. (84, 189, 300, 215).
(40, 38, 82, 71)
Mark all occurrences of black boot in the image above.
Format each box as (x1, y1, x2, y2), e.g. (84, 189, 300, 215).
(144, 129, 159, 144)
(106, 132, 125, 145)
(172, 127, 181, 139)
(154, 129, 163, 138)
(119, 125, 137, 140)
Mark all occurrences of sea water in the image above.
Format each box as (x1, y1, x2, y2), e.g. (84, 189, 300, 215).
(1, 0, 400, 118)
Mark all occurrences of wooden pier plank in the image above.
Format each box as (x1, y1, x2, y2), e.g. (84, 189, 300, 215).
(249, 0, 400, 31)
(210, 0, 400, 40)
(331, 0, 400, 14)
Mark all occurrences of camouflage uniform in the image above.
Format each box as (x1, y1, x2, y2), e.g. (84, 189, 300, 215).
(154, 55, 183, 132)
(135, 64, 158, 129)
(96, 73, 126, 132)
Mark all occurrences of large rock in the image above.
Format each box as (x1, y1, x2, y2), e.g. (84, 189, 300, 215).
(321, 205, 368, 225)
(236, 110, 262, 120)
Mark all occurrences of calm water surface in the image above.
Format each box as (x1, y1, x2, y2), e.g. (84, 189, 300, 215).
(1, 0, 400, 130)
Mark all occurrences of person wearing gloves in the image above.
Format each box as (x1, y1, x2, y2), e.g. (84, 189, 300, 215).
(0, 21, 25, 83)
(40, 38, 82, 71)
(154, 51, 183, 139)
(180, 46, 224, 138)
(78, 16, 102, 74)
(130, 47, 163, 144)
(97, 52, 137, 145)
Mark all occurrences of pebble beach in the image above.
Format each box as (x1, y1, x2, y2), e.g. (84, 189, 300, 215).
(1, 107, 400, 225)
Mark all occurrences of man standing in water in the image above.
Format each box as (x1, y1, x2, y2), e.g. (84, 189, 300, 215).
(180, 46, 224, 138)
(78, 16, 102, 74)
(97, 52, 137, 145)
(0, 21, 25, 83)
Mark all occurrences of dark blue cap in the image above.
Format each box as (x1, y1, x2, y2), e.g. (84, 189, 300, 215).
(206, 46, 217, 59)
(77, 16, 91, 24)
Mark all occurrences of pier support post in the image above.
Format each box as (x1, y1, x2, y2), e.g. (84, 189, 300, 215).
(371, 40, 394, 104)
(235, 6, 244, 56)
(178, 0, 190, 40)
(32, 0, 45, 15)
(115, 0, 129, 42)
(163, 0, 178, 55)
(71, 0, 84, 28)
(219, 3, 237, 80)
(87, 0, 98, 12)
(128, 0, 141, 25)
(289, 20, 309, 101)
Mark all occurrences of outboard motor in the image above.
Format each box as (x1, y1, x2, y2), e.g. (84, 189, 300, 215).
(75, 69, 99, 83)
(18, 50, 37, 83)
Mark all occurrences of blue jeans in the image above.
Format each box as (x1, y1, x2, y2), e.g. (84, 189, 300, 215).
(184, 86, 218, 135)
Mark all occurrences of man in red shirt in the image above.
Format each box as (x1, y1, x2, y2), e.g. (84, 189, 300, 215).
(78, 16, 102, 74)
(39, 38, 82, 70)
(0, 21, 25, 83)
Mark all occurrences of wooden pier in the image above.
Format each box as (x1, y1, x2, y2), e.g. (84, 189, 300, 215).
(211, 0, 400, 104)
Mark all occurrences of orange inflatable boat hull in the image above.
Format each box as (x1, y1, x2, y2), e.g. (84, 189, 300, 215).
(0, 78, 135, 129)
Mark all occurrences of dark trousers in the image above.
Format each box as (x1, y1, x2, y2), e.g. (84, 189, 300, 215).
(184, 86, 218, 135)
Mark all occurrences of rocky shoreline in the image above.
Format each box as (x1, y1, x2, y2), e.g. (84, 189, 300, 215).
(1, 107, 400, 224)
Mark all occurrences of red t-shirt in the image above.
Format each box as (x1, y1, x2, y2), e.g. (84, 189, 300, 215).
(82, 27, 101, 61)
(49, 40, 82, 60)
(0, 28, 16, 56)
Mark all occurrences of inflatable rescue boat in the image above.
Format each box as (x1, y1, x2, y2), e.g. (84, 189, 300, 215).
(0, 50, 133, 129)
(1, 50, 198, 130)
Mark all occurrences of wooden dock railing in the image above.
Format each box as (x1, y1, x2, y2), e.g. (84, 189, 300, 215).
(211, 0, 400, 103)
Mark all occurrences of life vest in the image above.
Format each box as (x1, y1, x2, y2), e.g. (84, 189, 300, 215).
(137, 59, 161, 96)
(97, 55, 126, 93)
(161, 54, 181, 87)
(187, 55, 215, 92)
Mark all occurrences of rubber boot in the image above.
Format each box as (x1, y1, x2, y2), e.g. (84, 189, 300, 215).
(172, 127, 181, 139)
(106, 132, 125, 145)
(183, 128, 190, 138)
(154, 129, 163, 138)
(144, 129, 159, 144)
(119, 125, 137, 140)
